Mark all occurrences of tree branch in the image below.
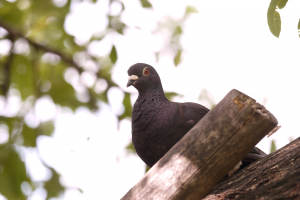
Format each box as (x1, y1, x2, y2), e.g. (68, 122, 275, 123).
(0, 20, 83, 73)
(203, 137, 300, 199)
(1, 35, 14, 96)
(0, 20, 102, 109)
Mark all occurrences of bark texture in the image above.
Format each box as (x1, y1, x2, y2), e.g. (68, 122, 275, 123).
(204, 136, 300, 200)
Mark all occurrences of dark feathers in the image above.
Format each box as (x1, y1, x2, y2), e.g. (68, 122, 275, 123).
(127, 63, 266, 168)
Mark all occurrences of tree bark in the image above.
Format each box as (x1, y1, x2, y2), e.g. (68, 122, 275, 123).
(121, 89, 278, 200)
(204, 136, 300, 200)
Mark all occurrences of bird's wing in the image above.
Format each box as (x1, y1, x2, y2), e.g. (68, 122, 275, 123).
(243, 147, 267, 163)
(177, 102, 210, 128)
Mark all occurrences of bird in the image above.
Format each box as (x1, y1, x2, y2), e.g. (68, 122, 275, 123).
(127, 63, 267, 170)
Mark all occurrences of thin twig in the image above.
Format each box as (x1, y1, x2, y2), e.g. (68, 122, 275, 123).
(2, 35, 14, 96)
(0, 20, 101, 109)
(0, 20, 83, 73)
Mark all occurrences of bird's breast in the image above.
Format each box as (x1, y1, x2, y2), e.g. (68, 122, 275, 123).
(132, 99, 175, 133)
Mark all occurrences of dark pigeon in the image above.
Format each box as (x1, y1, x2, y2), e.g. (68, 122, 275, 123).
(127, 63, 267, 169)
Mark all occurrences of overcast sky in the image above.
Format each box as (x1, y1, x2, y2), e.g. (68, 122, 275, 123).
(12, 0, 300, 199)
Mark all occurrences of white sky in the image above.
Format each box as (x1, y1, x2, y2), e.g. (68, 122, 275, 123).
(4, 0, 300, 199)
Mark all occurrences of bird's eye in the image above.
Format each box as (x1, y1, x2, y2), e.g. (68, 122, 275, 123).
(143, 68, 150, 75)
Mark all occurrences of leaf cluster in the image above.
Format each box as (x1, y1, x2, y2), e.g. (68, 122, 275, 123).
(0, 0, 196, 198)
(153, 5, 198, 66)
(0, 0, 133, 199)
(267, 0, 300, 38)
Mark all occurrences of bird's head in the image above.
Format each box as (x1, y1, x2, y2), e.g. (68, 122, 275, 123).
(127, 63, 162, 92)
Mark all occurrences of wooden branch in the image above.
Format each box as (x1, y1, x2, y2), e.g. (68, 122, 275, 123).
(121, 89, 278, 200)
(204, 136, 300, 199)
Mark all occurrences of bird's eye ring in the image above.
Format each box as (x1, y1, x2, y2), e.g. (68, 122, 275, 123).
(143, 68, 150, 75)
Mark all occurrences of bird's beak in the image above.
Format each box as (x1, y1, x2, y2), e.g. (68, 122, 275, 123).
(127, 75, 138, 87)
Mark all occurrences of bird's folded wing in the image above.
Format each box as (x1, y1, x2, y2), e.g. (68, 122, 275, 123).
(243, 147, 267, 163)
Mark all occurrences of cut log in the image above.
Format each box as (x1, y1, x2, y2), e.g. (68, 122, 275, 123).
(204, 136, 300, 200)
(121, 89, 278, 200)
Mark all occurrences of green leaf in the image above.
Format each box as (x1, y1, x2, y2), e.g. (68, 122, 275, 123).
(145, 165, 150, 173)
(298, 19, 300, 38)
(173, 26, 182, 37)
(0, 1, 24, 26)
(174, 50, 182, 66)
(109, 45, 118, 64)
(267, 9, 281, 38)
(140, 0, 152, 8)
(185, 5, 199, 15)
(125, 142, 136, 154)
(118, 92, 132, 121)
(44, 168, 65, 199)
(22, 124, 37, 147)
(0, 146, 29, 200)
(10, 54, 35, 100)
(44, 63, 83, 111)
(270, 140, 277, 153)
(164, 92, 180, 101)
(0, 116, 14, 140)
(267, 0, 286, 38)
(39, 121, 55, 136)
(278, 0, 288, 9)
(111, 18, 126, 34)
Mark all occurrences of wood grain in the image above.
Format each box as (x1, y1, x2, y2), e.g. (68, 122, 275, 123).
(204, 137, 300, 200)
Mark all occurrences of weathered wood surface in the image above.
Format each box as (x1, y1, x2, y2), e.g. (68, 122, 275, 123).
(121, 89, 278, 200)
(204, 136, 300, 200)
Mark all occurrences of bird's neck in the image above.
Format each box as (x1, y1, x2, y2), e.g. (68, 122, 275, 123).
(138, 88, 168, 102)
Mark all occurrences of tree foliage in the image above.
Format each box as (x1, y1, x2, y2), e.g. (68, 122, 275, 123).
(0, 0, 198, 199)
(267, 0, 300, 38)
